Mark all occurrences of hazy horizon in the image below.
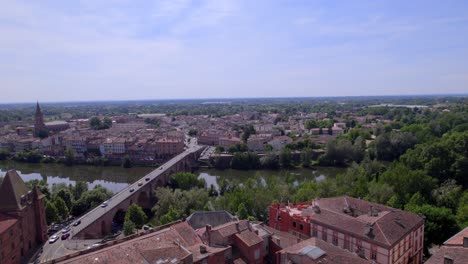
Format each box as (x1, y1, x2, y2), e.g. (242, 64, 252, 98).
(1, 1, 468, 103)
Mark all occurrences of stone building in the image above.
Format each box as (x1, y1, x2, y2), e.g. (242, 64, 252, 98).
(0, 170, 48, 264)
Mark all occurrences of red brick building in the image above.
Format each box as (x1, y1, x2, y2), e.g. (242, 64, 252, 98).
(0, 170, 48, 264)
(269, 196, 425, 264)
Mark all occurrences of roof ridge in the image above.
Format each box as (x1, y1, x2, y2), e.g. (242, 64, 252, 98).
(375, 222, 390, 245)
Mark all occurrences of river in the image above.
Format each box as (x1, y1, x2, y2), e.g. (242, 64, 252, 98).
(0, 161, 346, 193)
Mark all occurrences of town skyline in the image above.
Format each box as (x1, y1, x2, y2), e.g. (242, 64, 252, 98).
(1, 93, 468, 105)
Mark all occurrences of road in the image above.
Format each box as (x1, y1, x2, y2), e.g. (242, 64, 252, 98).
(38, 144, 204, 263)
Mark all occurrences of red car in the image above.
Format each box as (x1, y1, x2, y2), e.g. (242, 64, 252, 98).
(61, 233, 70, 240)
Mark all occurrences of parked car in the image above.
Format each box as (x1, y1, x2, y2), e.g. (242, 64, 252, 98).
(73, 220, 81, 226)
(49, 235, 59, 243)
(61, 233, 70, 240)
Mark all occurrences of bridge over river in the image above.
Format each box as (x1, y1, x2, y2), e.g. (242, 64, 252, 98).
(70, 145, 205, 239)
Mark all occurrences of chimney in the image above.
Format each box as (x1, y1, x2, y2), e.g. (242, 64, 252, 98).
(200, 245, 207, 254)
(206, 225, 212, 245)
(368, 206, 373, 216)
(464, 237, 468, 248)
(235, 222, 240, 231)
(254, 230, 259, 235)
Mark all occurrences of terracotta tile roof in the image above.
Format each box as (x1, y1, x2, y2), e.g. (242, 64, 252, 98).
(0, 214, 18, 234)
(0, 170, 29, 212)
(444, 227, 468, 246)
(212, 220, 250, 238)
(425, 247, 468, 264)
(186, 244, 230, 262)
(278, 237, 372, 264)
(234, 230, 263, 247)
(139, 246, 191, 263)
(171, 221, 203, 245)
(59, 223, 194, 264)
(283, 196, 423, 248)
(253, 224, 302, 249)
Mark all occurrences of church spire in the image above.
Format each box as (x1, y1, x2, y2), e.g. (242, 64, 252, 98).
(34, 101, 46, 137)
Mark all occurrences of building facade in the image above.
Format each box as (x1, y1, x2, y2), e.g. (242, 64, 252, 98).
(269, 196, 425, 264)
(0, 170, 48, 264)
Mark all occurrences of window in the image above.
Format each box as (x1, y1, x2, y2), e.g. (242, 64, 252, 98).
(371, 245, 377, 261)
(344, 235, 350, 250)
(299, 224, 303, 230)
(254, 249, 260, 260)
(312, 224, 318, 237)
(356, 239, 362, 251)
(293, 221, 296, 228)
(332, 232, 338, 246)
(322, 228, 327, 241)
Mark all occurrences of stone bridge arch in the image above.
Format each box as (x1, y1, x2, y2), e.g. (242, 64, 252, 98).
(137, 191, 150, 209)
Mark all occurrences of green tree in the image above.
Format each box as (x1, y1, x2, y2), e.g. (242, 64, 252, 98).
(279, 149, 292, 168)
(301, 149, 313, 168)
(170, 172, 205, 190)
(260, 154, 279, 169)
(123, 220, 136, 236)
(102, 117, 113, 129)
(215, 146, 224, 153)
(0, 150, 10, 160)
(54, 196, 69, 221)
(89, 117, 102, 130)
(73, 181, 88, 200)
(122, 155, 132, 168)
(45, 200, 59, 225)
(54, 188, 74, 210)
(188, 129, 198, 136)
(125, 204, 148, 229)
(159, 206, 180, 225)
(406, 204, 458, 254)
(237, 203, 249, 219)
(64, 147, 75, 166)
(456, 192, 468, 228)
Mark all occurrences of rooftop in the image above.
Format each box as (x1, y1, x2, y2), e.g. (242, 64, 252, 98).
(274, 196, 424, 247)
(0, 170, 29, 212)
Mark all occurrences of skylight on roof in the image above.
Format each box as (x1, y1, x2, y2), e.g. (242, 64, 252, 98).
(299, 245, 326, 260)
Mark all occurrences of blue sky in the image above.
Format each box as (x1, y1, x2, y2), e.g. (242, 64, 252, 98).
(1, 0, 467, 102)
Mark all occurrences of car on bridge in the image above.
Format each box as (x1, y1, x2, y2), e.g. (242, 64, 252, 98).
(61, 226, 71, 233)
(73, 220, 81, 226)
(138, 181, 143, 186)
(49, 235, 59, 243)
(101, 201, 108, 208)
(129, 188, 135, 193)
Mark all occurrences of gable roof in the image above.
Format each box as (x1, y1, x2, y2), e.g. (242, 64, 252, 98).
(187, 210, 237, 230)
(0, 170, 29, 212)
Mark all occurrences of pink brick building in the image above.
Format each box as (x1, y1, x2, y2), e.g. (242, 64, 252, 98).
(269, 196, 424, 264)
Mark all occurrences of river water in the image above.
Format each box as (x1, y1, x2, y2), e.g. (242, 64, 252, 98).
(0, 161, 346, 193)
